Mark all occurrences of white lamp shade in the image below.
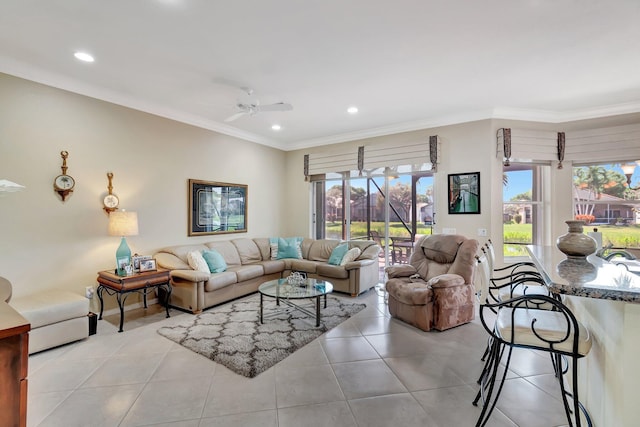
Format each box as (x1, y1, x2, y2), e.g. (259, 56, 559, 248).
(0, 179, 26, 193)
(108, 211, 139, 237)
(621, 163, 637, 175)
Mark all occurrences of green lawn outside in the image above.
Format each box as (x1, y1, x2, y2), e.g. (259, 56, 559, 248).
(504, 223, 640, 256)
(325, 221, 433, 241)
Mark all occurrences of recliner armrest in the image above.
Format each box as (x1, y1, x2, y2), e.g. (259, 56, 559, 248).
(428, 273, 466, 288)
(385, 265, 417, 279)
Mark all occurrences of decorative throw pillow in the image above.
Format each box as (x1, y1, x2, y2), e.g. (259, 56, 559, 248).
(328, 243, 349, 265)
(187, 251, 210, 273)
(340, 247, 361, 266)
(276, 237, 303, 260)
(269, 237, 279, 260)
(202, 249, 227, 273)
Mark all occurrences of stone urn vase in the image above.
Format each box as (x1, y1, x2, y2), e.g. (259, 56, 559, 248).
(556, 220, 597, 258)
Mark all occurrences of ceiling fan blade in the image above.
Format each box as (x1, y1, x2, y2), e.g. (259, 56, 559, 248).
(256, 102, 293, 112)
(224, 111, 247, 122)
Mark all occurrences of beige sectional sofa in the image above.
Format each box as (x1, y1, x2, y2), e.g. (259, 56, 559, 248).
(155, 237, 380, 314)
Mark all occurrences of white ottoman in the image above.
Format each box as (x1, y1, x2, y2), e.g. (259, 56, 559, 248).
(10, 290, 89, 354)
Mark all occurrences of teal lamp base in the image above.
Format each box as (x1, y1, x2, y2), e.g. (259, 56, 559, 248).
(115, 236, 131, 276)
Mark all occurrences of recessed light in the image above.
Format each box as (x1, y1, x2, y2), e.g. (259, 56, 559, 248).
(74, 51, 94, 62)
(347, 106, 358, 114)
(271, 124, 281, 131)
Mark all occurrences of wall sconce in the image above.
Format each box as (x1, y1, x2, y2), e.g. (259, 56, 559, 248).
(620, 161, 640, 190)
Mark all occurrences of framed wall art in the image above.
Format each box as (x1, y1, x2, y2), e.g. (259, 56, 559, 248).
(447, 172, 480, 214)
(188, 179, 248, 236)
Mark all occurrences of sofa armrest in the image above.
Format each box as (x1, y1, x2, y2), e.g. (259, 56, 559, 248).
(385, 265, 417, 279)
(170, 269, 210, 282)
(343, 259, 375, 270)
(428, 273, 466, 289)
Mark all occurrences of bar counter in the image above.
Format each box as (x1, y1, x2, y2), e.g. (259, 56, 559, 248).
(526, 245, 640, 303)
(526, 244, 640, 427)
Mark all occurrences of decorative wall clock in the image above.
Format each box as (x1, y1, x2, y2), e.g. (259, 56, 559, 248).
(53, 151, 75, 201)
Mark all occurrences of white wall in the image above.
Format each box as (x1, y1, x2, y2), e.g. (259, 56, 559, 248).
(0, 74, 287, 300)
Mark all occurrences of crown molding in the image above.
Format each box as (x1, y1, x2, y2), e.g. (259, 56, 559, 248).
(3, 55, 639, 152)
(0, 57, 285, 150)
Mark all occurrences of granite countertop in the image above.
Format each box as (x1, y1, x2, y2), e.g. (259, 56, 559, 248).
(526, 245, 640, 303)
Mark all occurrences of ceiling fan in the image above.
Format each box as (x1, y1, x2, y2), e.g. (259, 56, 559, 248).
(223, 87, 293, 122)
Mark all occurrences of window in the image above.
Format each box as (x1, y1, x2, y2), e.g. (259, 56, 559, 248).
(503, 164, 545, 258)
(572, 162, 640, 248)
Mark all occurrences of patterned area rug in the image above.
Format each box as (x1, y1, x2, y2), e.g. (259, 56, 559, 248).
(157, 293, 366, 378)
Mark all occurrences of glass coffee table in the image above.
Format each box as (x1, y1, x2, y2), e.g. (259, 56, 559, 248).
(258, 278, 333, 327)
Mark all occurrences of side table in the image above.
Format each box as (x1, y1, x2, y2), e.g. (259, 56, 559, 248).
(96, 268, 171, 332)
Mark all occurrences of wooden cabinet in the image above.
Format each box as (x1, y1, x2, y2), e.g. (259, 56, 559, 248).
(0, 302, 30, 427)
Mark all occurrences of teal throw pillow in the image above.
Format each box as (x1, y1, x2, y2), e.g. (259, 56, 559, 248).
(202, 249, 227, 273)
(328, 243, 349, 265)
(276, 237, 303, 259)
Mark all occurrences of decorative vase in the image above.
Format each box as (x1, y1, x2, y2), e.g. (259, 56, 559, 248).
(556, 220, 597, 259)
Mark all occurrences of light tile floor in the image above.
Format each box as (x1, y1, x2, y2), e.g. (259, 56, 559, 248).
(27, 287, 572, 427)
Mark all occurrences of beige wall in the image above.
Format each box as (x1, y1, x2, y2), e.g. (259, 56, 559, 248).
(284, 120, 497, 240)
(3, 70, 639, 303)
(0, 74, 287, 300)
(285, 115, 640, 266)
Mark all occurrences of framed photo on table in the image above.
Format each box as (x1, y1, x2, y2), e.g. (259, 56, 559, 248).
(448, 172, 480, 214)
(139, 258, 157, 272)
(132, 255, 152, 272)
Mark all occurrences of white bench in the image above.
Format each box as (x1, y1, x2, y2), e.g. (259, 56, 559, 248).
(9, 289, 89, 354)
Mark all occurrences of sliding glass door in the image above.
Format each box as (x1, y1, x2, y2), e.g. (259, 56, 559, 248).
(313, 171, 434, 280)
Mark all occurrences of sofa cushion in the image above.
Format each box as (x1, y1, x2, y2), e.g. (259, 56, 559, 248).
(232, 238, 262, 264)
(316, 264, 349, 279)
(253, 238, 271, 261)
(308, 239, 340, 262)
(340, 247, 361, 266)
(204, 271, 237, 292)
(328, 243, 349, 265)
(11, 290, 88, 329)
(205, 241, 242, 266)
(187, 251, 210, 273)
(289, 259, 319, 273)
(258, 260, 286, 275)
(202, 249, 227, 273)
(228, 264, 264, 282)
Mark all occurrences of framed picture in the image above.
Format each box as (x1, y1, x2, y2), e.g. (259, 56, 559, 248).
(116, 257, 130, 270)
(139, 258, 157, 272)
(132, 255, 152, 272)
(188, 179, 248, 236)
(448, 172, 480, 214)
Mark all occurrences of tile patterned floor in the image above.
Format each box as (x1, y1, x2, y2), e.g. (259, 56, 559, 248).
(27, 287, 572, 427)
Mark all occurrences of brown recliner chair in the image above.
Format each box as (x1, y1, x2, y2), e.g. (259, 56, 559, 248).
(385, 234, 479, 331)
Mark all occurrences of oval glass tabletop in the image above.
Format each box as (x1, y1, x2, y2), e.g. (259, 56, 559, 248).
(259, 278, 333, 299)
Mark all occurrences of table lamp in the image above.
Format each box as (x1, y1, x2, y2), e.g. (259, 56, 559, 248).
(108, 210, 139, 276)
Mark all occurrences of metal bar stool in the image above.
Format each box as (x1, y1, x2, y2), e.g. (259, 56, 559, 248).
(473, 255, 593, 427)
